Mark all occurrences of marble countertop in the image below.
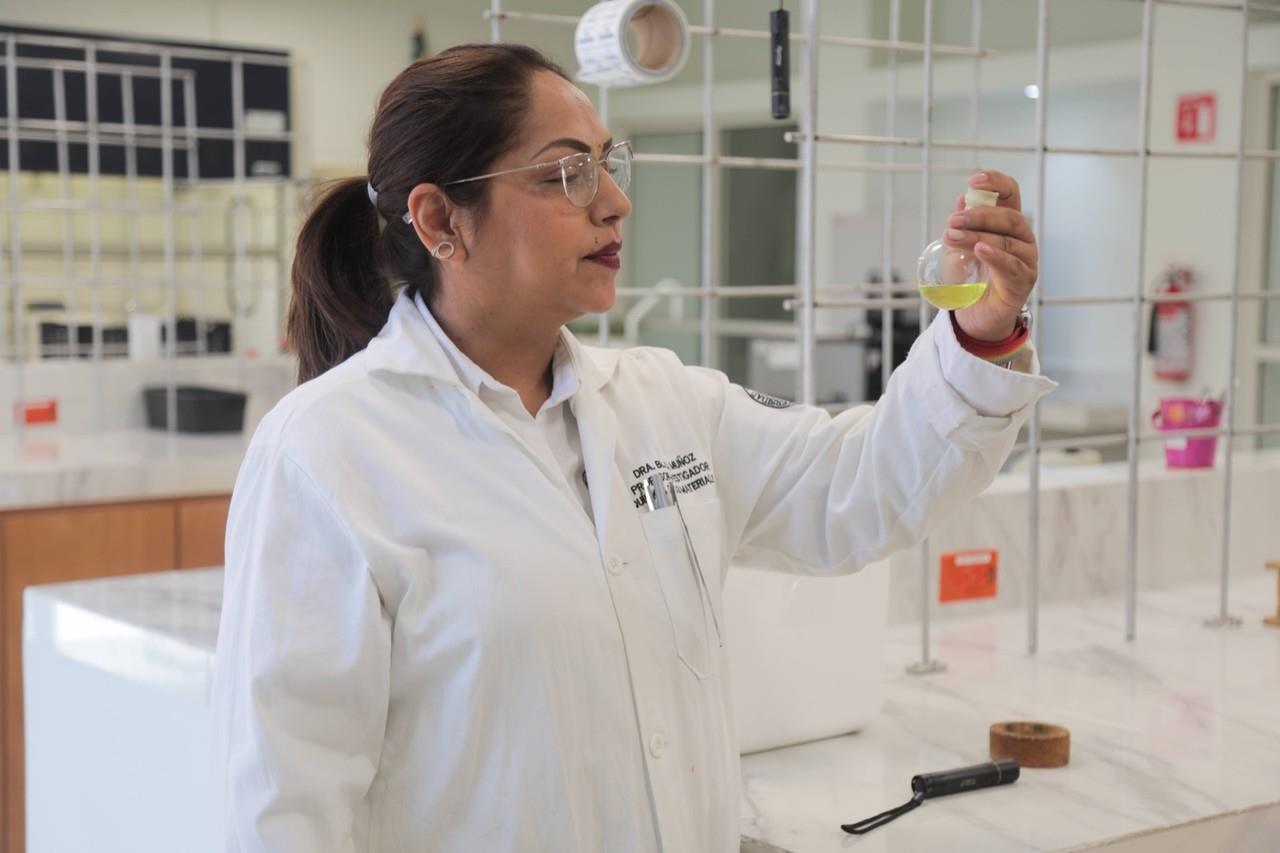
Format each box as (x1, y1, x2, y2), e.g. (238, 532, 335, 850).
(0, 429, 249, 511)
(34, 567, 224, 653)
(26, 567, 1280, 851)
(741, 574, 1280, 852)
(4, 423, 1276, 515)
(988, 447, 1280, 494)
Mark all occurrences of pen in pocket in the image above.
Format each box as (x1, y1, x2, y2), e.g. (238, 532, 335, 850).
(645, 472, 723, 649)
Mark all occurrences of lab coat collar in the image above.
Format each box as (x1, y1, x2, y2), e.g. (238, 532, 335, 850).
(363, 288, 620, 392)
(413, 292, 581, 411)
(364, 288, 623, 552)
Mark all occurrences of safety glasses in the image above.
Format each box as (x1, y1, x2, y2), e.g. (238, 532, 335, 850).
(443, 140, 633, 208)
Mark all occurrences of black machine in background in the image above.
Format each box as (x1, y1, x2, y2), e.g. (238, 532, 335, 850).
(160, 318, 233, 356)
(863, 268, 920, 400)
(29, 306, 232, 359)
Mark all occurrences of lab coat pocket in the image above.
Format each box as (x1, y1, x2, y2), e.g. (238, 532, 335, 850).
(638, 497, 724, 681)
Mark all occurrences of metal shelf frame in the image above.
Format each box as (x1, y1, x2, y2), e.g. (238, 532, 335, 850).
(2, 30, 296, 427)
(489, 0, 1280, 659)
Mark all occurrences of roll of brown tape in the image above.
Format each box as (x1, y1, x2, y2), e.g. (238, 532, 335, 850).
(989, 721, 1070, 768)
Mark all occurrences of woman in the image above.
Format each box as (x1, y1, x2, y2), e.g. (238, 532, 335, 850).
(212, 43, 1054, 853)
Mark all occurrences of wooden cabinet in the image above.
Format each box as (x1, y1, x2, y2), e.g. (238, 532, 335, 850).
(0, 494, 230, 853)
(178, 496, 232, 569)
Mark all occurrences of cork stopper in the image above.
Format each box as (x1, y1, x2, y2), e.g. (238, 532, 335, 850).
(964, 188, 1000, 210)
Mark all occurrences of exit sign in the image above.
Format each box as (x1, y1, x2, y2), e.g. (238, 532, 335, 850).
(1176, 93, 1216, 142)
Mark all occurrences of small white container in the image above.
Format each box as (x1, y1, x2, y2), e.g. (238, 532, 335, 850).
(127, 314, 162, 361)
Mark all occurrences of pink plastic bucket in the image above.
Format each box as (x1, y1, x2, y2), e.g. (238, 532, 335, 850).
(1151, 397, 1222, 468)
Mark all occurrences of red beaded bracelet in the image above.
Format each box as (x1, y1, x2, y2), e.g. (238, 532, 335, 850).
(950, 311, 1030, 363)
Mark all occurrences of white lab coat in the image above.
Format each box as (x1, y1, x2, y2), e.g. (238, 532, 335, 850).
(212, 290, 1054, 853)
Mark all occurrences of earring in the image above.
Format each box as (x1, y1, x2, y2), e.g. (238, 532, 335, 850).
(431, 241, 455, 260)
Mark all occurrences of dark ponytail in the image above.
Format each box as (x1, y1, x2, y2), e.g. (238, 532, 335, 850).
(287, 178, 389, 383)
(287, 44, 570, 383)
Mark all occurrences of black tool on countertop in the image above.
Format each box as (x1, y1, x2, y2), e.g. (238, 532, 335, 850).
(770, 2, 790, 119)
(840, 759, 1020, 835)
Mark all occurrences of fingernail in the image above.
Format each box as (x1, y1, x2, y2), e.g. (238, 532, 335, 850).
(975, 241, 992, 254)
(971, 172, 989, 184)
(945, 228, 965, 241)
(949, 213, 968, 227)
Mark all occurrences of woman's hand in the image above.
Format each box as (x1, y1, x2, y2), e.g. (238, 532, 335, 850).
(944, 170, 1037, 341)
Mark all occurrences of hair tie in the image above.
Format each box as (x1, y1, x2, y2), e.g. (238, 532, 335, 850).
(369, 180, 413, 225)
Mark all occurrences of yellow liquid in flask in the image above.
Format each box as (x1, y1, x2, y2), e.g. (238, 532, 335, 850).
(917, 281, 988, 311)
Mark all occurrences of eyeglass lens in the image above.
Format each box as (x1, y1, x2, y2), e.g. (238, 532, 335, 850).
(561, 146, 632, 207)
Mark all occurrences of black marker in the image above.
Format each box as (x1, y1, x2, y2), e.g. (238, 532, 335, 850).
(770, 2, 790, 120)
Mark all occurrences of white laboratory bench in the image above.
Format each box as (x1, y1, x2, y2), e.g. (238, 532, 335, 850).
(0, 429, 250, 511)
(23, 566, 1280, 852)
(741, 573, 1280, 852)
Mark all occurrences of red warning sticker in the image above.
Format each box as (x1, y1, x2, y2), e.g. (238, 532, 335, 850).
(939, 549, 998, 602)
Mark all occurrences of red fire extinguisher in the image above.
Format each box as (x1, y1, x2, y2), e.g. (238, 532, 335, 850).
(1148, 266, 1194, 382)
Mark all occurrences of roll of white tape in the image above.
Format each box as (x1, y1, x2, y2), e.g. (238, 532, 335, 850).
(574, 0, 690, 88)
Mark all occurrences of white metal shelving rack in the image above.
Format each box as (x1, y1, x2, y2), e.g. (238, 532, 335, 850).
(485, 0, 1280, 664)
(1, 30, 297, 433)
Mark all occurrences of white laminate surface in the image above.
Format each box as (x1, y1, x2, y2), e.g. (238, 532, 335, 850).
(24, 569, 224, 853)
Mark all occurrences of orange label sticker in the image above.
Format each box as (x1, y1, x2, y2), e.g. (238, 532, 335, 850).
(15, 398, 58, 426)
(939, 549, 998, 602)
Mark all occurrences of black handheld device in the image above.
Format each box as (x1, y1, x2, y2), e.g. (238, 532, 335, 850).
(912, 759, 1020, 798)
(841, 759, 1021, 835)
(770, 3, 790, 119)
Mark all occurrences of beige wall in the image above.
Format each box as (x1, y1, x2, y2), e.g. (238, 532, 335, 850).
(3, 2, 1278, 426)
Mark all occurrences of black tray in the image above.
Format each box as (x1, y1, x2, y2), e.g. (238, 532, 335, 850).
(143, 386, 247, 433)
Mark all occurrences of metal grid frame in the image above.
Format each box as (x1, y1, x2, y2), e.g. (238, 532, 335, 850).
(3, 6, 1276, 651)
(489, 0, 1280, 660)
(1, 30, 297, 433)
